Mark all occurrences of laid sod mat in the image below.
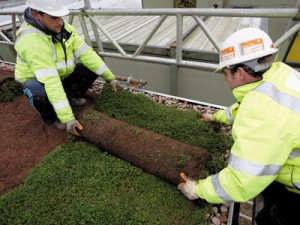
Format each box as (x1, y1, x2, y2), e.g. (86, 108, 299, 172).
(0, 82, 233, 224)
(94, 84, 233, 173)
(0, 142, 211, 225)
(95, 84, 231, 154)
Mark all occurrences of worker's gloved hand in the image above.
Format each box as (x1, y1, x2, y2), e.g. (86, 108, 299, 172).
(177, 172, 199, 200)
(66, 119, 83, 136)
(200, 113, 214, 122)
(109, 79, 120, 92)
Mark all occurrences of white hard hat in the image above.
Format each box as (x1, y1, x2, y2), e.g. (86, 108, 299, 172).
(216, 27, 278, 72)
(26, 0, 69, 17)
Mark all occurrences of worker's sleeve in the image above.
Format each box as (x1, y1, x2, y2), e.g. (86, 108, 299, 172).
(196, 91, 292, 203)
(212, 102, 239, 125)
(16, 33, 74, 123)
(71, 28, 115, 82)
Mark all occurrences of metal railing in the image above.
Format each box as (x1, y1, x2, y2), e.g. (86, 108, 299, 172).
(0, 0, 25, 9)
(0, 6, 299, 71)
(0, 2, 299, 224)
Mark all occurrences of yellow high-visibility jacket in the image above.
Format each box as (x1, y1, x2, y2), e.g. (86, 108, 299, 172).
(15, 21, 115, 123)
(197, 62, 300, 203)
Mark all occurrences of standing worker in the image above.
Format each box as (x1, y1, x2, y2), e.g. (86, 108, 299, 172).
(178, 27, 300, 225)
(15, 0, 119, 136)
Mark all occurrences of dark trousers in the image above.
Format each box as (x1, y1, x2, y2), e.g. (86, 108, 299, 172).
(23, 64, 98, 123)
(256, 182, 300, 225)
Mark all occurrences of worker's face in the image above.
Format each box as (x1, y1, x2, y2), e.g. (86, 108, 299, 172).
(222, 68, 241, 90)
(35, 12, 64, 34)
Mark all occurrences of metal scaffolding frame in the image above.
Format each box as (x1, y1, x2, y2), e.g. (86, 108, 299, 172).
(0, 6, 299, 71)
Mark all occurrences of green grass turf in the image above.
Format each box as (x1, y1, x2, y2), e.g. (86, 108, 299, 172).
(0, 142, 211, 225)
(0, 83, 233, 224)
(0, 79, 23, 102)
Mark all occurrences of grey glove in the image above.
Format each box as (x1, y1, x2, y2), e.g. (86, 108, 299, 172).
(177, 172, 199, 200)
(66, 119, 83, 136)
(109, 79, 120, 92)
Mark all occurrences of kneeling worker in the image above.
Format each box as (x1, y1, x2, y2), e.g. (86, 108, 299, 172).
(178, 27, 300, 225)
(15, 0, 119, 136)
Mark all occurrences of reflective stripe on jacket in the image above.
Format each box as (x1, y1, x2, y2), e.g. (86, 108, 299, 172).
(197, 62, 300, 203)
(212, 102, 240, 125)
(15, 21, 115, 123)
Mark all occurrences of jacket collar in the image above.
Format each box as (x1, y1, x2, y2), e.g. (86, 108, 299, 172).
(232, 79, 263, 103)
(232, 64, 275, 103)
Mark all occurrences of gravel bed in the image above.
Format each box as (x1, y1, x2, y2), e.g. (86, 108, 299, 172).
(0, 62, 15, 71)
